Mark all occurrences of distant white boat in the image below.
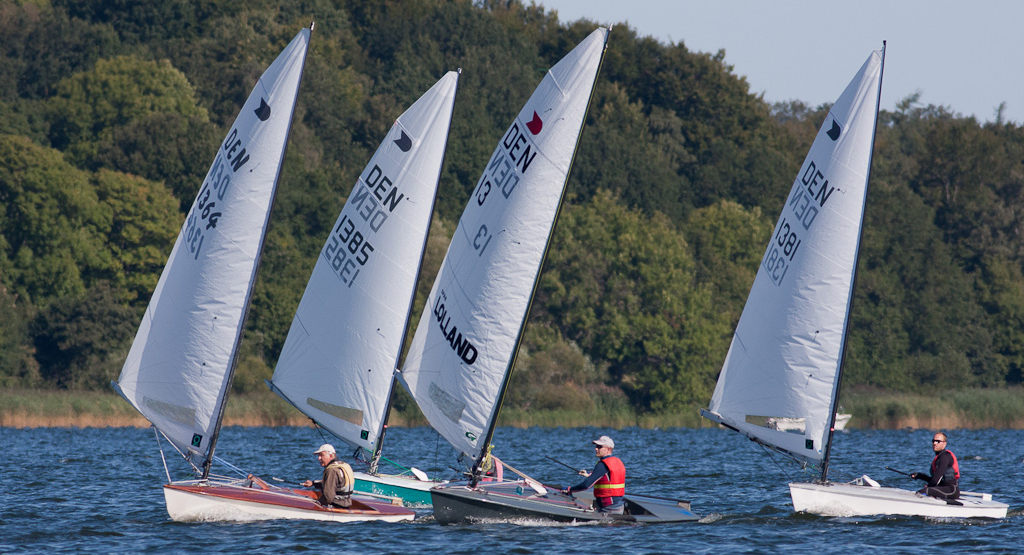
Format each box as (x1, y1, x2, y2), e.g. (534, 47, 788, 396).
(700, 44, 1006, 519)
(768, 413, 851, 433)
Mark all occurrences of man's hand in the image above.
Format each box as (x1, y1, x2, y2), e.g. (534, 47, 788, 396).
(302, 479, 313, 487)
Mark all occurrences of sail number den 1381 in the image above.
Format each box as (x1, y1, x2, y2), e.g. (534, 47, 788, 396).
(763, 159, 837, 286)
(763, 216, 802, 286)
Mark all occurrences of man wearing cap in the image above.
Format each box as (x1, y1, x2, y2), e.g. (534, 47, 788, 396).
(563, 435, 625, 514)
(302, 444, 354, 508)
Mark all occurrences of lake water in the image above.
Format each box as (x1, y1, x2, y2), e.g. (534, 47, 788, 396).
(2, 425, 1021, 554)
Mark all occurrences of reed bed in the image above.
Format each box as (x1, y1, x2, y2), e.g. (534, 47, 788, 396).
(840, 387, 1024, 429)
(4, 388, 1022, 429)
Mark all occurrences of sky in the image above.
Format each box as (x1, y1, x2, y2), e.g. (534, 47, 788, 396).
(534, 0, 1023, 124)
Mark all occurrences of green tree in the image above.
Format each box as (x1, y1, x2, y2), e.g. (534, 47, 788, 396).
(0, 134, 111, 305)
(506, 324, 604, 412)
(92, 169, 180, 303)
(683, 199, 772, 325)
(45, 55, 209, 169)
(0, 282, 40, 387)
(536, 190, 727, 412)
(31, 281, 136, 389)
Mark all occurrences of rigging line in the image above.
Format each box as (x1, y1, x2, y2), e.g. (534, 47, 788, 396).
(434, 429, 443, 475)
(822, 465, 860, 484)
(154, 425, 202, 476)
(757, 442, 799, 483)
(312, 420, 331, 446)
(212, 455, 249, 478)
(154, 426, 173, 484)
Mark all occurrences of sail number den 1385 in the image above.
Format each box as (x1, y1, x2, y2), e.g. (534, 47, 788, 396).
(324, 213, 374, 288)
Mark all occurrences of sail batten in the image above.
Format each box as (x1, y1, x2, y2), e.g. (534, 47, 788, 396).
(114, 28, 312, 460)
(704, 49, 884, 468)
(269, 72, 460, 455)
(399, 28, 609, 465)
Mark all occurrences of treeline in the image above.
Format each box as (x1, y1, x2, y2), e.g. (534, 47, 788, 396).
(1, 0, 1022, 415)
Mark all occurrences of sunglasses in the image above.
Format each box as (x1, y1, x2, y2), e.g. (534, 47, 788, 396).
(932, 439, 946, 443)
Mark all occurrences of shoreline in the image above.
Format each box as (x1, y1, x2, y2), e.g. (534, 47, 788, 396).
(4, 388, 1024, 430)
(7, 415, 1024, 429)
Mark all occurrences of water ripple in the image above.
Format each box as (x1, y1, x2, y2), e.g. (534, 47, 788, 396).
(1, 427, 1021, 554)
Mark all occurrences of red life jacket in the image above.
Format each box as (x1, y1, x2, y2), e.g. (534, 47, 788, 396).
(594, 456, 625, 498)
(931, 449, 960, 484)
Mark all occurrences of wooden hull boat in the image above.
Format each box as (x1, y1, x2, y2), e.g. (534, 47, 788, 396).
(163, 479, 415, 523)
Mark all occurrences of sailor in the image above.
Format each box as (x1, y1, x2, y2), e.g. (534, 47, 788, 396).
(563, 435, 625, 514)
(302, 444, 355, 508)
(911, 432, 960, 501)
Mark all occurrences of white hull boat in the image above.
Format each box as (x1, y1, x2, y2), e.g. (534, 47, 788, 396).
(702, 44, 1006, 519)
(789, 481, 1008, 519)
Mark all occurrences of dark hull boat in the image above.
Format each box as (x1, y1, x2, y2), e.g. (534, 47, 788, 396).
(430, 482, 698, 525)
(398, 28, 701, 525)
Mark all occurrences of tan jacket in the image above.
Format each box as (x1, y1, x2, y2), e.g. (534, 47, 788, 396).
(315, 458, 354, 507)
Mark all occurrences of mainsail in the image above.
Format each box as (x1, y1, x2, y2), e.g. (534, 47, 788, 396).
(399, 28, 609, 463)
(701, 49, 884, 467)
(269, 71, 460, 454)
(114, 28, 312, 459)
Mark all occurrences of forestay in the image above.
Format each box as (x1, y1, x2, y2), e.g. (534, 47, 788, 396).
(702, 50, 883, 466)
(114, 29, 311, 457)
(269, 72, 459, 453)
(399, 28, 609, 462)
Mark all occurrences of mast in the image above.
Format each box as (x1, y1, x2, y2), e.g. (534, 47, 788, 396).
(201, 21, 314, 480)
(819, 41, 885, 483)
(468, 30, 612, 487)
(369, 68, 462, 475)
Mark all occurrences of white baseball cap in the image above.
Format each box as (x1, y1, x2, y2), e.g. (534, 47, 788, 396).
(313, 443, 336, 455)
(592, 435, 615, 448)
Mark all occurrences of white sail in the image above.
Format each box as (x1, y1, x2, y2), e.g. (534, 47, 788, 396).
(703, 50, 883, 465)
(114, 29, 311, 457)
(269, 72, 459, 453)
(399, 28, 609, 461)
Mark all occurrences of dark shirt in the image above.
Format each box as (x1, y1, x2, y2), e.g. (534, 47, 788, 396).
(568, 459, 610, 493)
(915, 450, 957, 487)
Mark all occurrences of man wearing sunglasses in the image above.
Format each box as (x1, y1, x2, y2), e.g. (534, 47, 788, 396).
(562, 435, 626, 514)
(910, 432, 960, 502)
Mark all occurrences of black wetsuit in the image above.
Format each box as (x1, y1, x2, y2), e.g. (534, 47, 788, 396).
(914, 449, 960, 500)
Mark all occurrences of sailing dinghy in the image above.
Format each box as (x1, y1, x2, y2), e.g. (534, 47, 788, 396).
(113, 24, 413, 523)
(397, 27, 699, 525)
(267, 70, 461, 508)
(700, 44, 1007, 519)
